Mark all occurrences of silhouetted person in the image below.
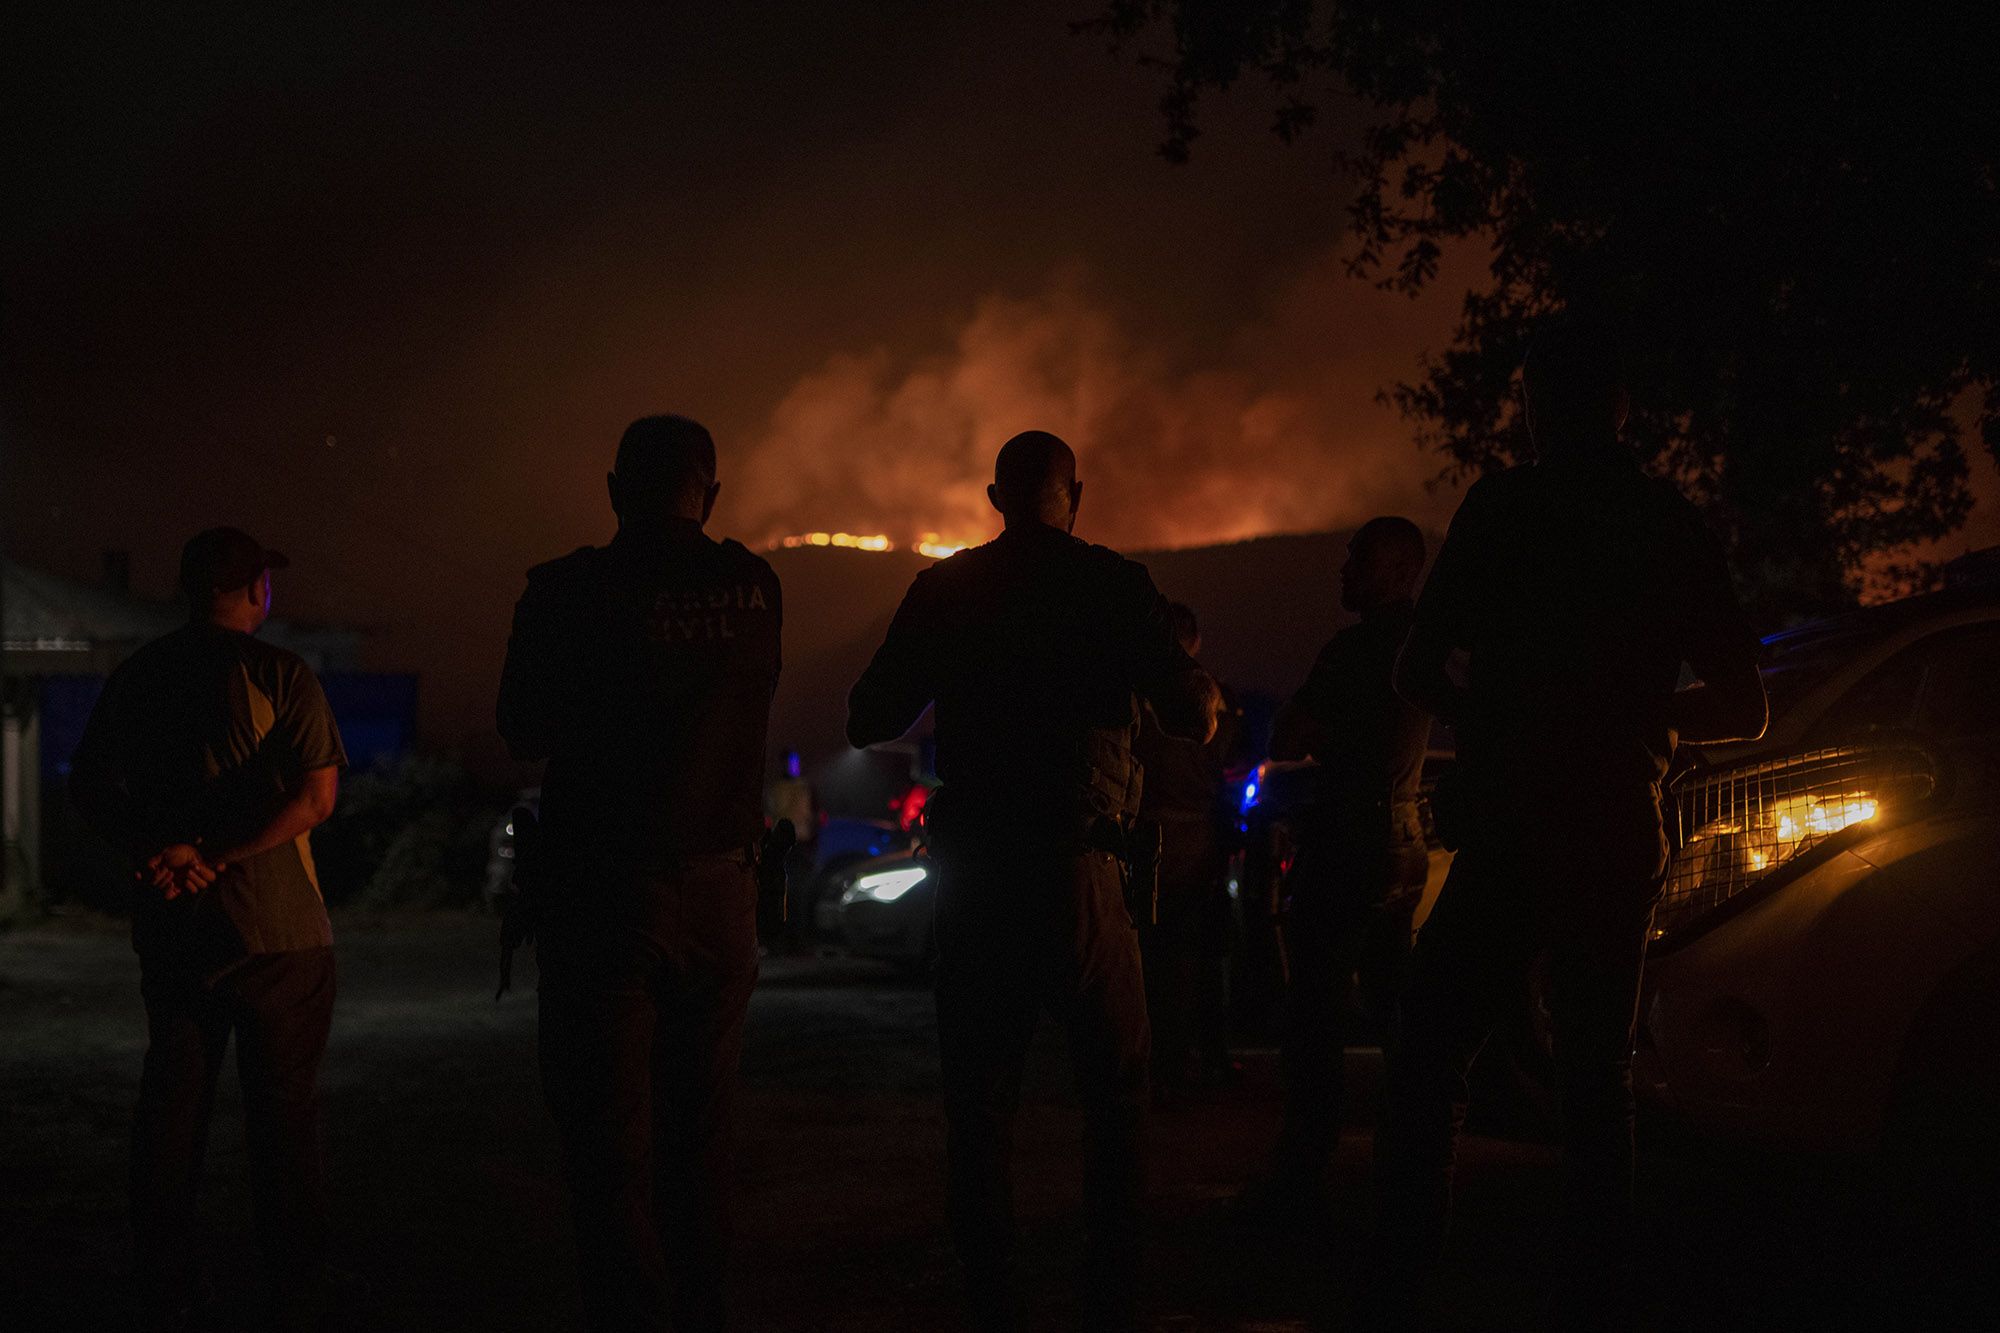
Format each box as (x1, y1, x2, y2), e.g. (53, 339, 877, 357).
(1255, 517, 1431, 1210)
(1131, 601, 1234, 1103)
(761, 747, 817, 940)
(498, 416, 781, 1333)
(70, 528, 346, 1332)
(762, 748, 815, 839)
(1373, 320, 1767, 1324)
(847, 431, 1218, 1333)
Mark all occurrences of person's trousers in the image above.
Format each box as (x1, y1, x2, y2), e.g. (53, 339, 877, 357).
(933, 846, 1150, 1332)
(132, 946, 336, 1323)
(1372, 840, 1659, 1306)
(537, 857, 759, 1333)
(1137, 826, 1226, 1096)
(1275, 879, 1417, 1182)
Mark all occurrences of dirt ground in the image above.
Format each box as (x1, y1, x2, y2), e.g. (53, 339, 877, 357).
(1, 911, 1988, 1331)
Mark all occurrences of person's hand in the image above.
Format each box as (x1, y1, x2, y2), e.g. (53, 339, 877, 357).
(144, 845, 204, 898)
(143, 844, 222, 899)
(1197, 674, 1224, 745)
(141, 848, 177, 893)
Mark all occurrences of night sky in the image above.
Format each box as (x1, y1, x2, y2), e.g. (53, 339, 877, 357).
(7, 3, 1991, 747)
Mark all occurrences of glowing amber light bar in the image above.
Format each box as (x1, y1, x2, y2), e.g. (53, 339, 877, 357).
(1772, 794, 1879, 847)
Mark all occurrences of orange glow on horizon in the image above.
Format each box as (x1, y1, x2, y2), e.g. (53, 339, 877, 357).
(767, 530, 978, 559)
(915, 534, 970, 558)
(773, 531, 895, 552)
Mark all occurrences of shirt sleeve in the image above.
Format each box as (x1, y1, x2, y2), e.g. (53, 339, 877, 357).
(847, 569, 942, 747)
(1117, 560, 1215, 741)
(728, 544, 785, 695)
(496, 571, 569, 762)
(767, 565, 785, 688)
(1408, 474, 1496, 653)
(1273, 641, 1340, 761)
(282, 664, 349, 772)
(68, 664, 144, 858)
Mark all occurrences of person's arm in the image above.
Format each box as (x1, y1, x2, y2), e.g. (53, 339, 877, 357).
(766, 565, 784, 695)
(1119, 562, 1218, 743)
(1671, 677, 1767, 746)
(1269, 643, 1337, 762)
(1160, 664, 1216, 748)
(1393, 482, 1489, 728)
(71, 665, 220, 897)
(1669, 525, 1768, 745)
(848, 571, 942, 748)
(68, 667, 144, 860)
(1392, 625, 1465, 731)
(208, 766, 339, 866)
(207, 660, 348, 870)
(1267, 698, 1316, 762)
(497, 571, 567, 762)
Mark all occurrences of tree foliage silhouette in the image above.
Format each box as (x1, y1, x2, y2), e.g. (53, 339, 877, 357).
(1082, 0, 2000, 615)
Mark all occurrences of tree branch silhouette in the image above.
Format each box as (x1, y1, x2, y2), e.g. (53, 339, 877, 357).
(1080, 0, 2000, 616)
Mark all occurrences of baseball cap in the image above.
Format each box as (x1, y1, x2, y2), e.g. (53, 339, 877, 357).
(178, 527, 290, 598)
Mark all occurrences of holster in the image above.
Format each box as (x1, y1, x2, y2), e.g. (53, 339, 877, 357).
(1078, 727, 1159, 926)
(1078, 727, 1144, 825)
(1084, 815, 1161, 926)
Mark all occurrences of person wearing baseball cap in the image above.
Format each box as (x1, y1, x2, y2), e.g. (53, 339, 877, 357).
(71, 527, 348, 1331)
(177, 525, 291, 607)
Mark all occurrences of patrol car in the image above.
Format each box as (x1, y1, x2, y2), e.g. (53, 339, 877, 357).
(794, 815, 914, 936)
(1636, 575, 2000, 1158)
(818, 846, 936, 972)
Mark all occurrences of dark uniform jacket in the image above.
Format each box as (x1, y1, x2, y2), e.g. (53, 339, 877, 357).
(497, 520, 782, 871)
(1281, 600, 1429, 853)
(847, 522, 1212, 841)
(1133, 699, 1230, 827)
(70, 622, 348, 963)
(1412, 456, 1759, 843)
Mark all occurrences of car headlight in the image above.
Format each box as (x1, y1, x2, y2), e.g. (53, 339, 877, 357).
(843, 864, 928, 904)
(1660, 743, 1935, 939)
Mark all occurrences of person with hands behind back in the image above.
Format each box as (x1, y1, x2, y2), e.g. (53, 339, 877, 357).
(71, 527, 347, 1332)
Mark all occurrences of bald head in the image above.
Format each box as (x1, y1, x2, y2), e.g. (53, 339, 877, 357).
(988, 430, 1082, 530)
(610, 414, 720, 525)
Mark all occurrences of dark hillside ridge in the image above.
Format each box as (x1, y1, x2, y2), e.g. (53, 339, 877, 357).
(765, 531, 1385, 789)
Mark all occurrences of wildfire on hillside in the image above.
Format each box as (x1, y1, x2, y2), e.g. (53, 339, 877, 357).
(770, 532, 974, 559)
(725, 260, 1474, 560)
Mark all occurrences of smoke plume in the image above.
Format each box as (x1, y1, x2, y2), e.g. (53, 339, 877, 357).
(729, 249, 1469, 552)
